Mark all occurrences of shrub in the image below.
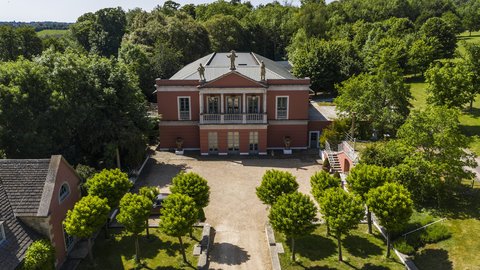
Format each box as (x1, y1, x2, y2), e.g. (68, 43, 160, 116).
(323, 158, 330, 172)
(393, 239, 415, 255)
(421, 223, 452, 243)
(23, 240, 55, 270)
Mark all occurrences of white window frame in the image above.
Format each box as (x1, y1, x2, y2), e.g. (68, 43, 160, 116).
(247, 96, 260, 114)
(308, 131, 320, 148)
(249, 131, 259, 152)
(58, 182, 70, 203)
(177, 96, 191, 120)
(227, 131, 240, 152)
(208, 132, 218, 153)
(275, 96, 289, 120)
(0, 221, 5, 244)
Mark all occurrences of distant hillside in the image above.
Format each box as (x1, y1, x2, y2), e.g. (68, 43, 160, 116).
(0, 21, 71, 31)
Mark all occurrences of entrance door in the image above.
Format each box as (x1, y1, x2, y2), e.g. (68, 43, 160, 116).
(309, 131, 319, 148)
(227, 131, 239, 153)
(207, 96, 219, 114)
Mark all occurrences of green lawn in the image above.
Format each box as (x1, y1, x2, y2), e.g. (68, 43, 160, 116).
(407, 77, 480, 155)
(412, 181, 480, 269)
(78, 227, 201, 270)
(276, 224, 404, 270)
(456, 31, 480, 56)
(37, 29, 68, 38)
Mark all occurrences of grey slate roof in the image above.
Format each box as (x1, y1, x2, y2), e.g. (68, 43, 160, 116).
(0, 159, 51, 216)
(170, 52, 298, 81)
(0, 158, 60, 270)
(0, 178, 40, 270)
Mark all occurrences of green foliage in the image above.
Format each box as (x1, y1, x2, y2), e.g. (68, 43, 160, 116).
(75, 164, 96, 182)
(425, 61, 473, 108)
(320, 188, 364, 260)
(393, 239, 415, 255)
(64, 195, 111, 239)
(310, 171, 340, 202)
(0, 25, 42, 61)
(23, 240, 55, 270)
(463, 42, 480, 109)
(420, 17, 457, 59)
(203, 14, 246, 52)
(170, 172, 210, 209)
(256, 169, 299, 206)
(367, 183, 413, 234)
(319, 118, 350, 148)
(421, 223, 452, 244)
(407, 37, 438, 75)
(86, 169, 133, 208)
(139, 186, 160, 202)
(70, 7, 126, 56)
(117, 193, 152, 235)
(360, 140, 410, 168)
(288, 31, 361, 94)
(362, 35, 408, 72)
(159, 193, 198, 238)
(269, 191, 318, 239)
(335, 68, 411, 136)
(347, 164, 392, 201)
(460, 0, 480, 34)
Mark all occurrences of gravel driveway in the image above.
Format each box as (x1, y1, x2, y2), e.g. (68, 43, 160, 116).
(136, 151, 322, 270)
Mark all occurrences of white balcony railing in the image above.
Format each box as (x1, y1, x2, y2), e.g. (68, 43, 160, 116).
(277, 109, 287, 119)
(179, 111, 190, 120)
(200, 113, 267, 124)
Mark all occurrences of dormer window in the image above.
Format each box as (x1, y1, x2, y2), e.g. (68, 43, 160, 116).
(0, 221, 5, 243)
(59, 183, 70, 203)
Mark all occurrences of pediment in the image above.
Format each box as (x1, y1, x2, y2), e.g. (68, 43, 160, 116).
(199, 71, 266, 88)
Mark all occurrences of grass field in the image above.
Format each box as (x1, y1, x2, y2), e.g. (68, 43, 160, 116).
(276, 224, 404, 270)
(412, 180, 480, 269)
(456, 31, 480, 56)
(37, 29, 68, 38)
(78, 227, 201, 270)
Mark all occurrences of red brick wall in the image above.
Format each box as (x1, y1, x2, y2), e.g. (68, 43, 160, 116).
(199, 128, 267, 154)
(157, 91, 199, 121)
(48, 157, 82, 268)
(337, 152, 352, 172)
(267, 125, 308, 148)
(160, 125, 200, 149)
(266, 91, 309, 120)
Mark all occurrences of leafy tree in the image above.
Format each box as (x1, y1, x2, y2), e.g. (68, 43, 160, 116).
(139, 186, 160, 202)
(347, 164, 392, 234)
(318, 118, 351, 148)
(310, 171, 341, 200)
(425, 61, 473, 109)
(269, 191, 318, 261)
(335, 67, 411, 136)
(85, 169, 133, 208)
(463, 42, 480, 109)
(310, 170, 340, 235)
(407, 37, 438, 75)
(75, 164, 97, 182)
(362, 36, 408, 72)
(116, 193, 153, 264)
(294, 1, 328, 38)
(23, 240, 55, 270)
(289, 31, 361, 95)
(360, 140, 410, 168)
(0, 25, 42, 61)
(420, 17, 456, 59)
(170, 172, 210, 221)
(320, 188, 364, 261)
(367, 183, 413, 258)
(203, 14, 246, 52)
(195, 0, 252, 21)
(16, 27, 43, 59)
(460, 0, 480, 35)
(63, 196, 111, 262)
(397, 106, 477, 203)
(159, 193, 198, 263)
(256, 169, 299, 206)
(441, 11, 464, 34)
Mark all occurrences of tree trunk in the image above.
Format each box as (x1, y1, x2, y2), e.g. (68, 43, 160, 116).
(326, 220, 330, 236)
(367, 209, 373, 234)
(135, 235, 140, 264)
(104, 220, 110, 239)
(337, 233, 343, 262)
(291, 237, 296, 261)
(470, 98, 474, 110)
(179, 236, 187, 263)
(145, 219, 150, 239)
(116, 146, 121, 169)
(386, 232, 391, 258)
(88, 238, 94, 263)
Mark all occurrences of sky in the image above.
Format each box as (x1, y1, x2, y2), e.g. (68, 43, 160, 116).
(0, 0, 305, 23)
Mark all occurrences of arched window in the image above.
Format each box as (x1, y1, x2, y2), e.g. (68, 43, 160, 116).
(59, 183, 70, 203)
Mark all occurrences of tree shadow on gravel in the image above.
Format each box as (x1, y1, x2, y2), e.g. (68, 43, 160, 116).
(209, 242, 250, 265)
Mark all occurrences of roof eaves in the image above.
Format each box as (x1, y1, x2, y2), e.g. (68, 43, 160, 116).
(36, 156, 60, 217)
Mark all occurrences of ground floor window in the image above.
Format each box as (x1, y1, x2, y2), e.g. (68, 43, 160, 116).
(63, 225, 75, 251)
(227, 132, 239, 152)
(249, 131, 258, 153)
(208, 132, 218, 153)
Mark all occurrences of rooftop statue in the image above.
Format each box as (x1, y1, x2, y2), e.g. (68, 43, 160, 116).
(227, 50, 238, 70)
(198, 63, 206, 81)
(260, 61, 266, 81)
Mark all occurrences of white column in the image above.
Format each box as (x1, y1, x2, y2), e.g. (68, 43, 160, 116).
(220, 93, 224, 113)
(200, 92, 204, 114)
(263, 90, 267, 113)
(242, 93, 246, 113)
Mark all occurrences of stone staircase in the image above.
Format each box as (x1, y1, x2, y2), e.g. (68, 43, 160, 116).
(324, 141, 342, 172)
